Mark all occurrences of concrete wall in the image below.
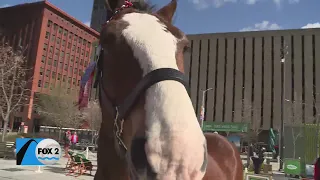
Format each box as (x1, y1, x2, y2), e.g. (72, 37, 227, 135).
(185, 28, 320, 130)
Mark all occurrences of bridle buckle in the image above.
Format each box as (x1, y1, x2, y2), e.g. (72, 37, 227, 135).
(113, 107, 128, 153)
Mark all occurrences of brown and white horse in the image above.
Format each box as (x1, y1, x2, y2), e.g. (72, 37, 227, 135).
(94, 0, 243, 179)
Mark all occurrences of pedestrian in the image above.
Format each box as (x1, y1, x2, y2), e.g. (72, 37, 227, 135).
(71, 131, 78, 150)
(314, 157, 320, 180)
(63, 130, 71, 157)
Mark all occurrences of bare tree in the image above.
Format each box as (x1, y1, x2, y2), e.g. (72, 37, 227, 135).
(0, 44, 31, 142)
(82, 100, 102, 145)
(82, 100, 102, 131)
(238, 98, 263, 167)
(35, 87, 84, 139)
(241, 98, 262, 143)
(285, 96, 304, 159)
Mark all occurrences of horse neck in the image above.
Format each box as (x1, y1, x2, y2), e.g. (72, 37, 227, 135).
(95, 125, 129, 180)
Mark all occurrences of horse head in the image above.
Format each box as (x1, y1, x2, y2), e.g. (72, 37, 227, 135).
(96, 0, 208, 179)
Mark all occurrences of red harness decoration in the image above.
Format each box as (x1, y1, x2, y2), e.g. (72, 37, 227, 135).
(102, 0, 134, 29)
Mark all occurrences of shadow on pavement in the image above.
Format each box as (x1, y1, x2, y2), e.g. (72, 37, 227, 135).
(44, 166, 66, 174)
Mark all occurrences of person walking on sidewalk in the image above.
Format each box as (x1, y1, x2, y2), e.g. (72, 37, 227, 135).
(71, 131, 78, 150)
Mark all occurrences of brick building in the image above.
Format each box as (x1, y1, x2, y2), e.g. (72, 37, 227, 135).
(0, 1, 99, 131)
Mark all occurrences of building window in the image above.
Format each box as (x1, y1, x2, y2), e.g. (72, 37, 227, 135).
(74, 68, 77, 74)
(55, 48, 59, 56)
(68, 77, 71, 83)
(63, 75, 66, 82)
(53, 23, 58, 30)
(49, 46, 53, 53)
(57, 73, 61, 80)
(69, 66, 72, 72)
(52, 72, 56, 79)
(40, 67, 44, 76)
(66, 53, 70, 60)
(57, 38, 60, 45)
(88, 42, 91, 47)
(58, 26, 63, 34)
(77, 47, 80, 53)
(81, 49, 84, 56)
(53, 60, 57, 67)
(73, 78, 76, 85)
(76, 57, 79, 63)
(78, 70, 82, 76)
(41, 56, 46, 63)
(80, 59, 83, 65)
(62, 40, 65, 47)
(38, 80, 42, 87)
(71, 55, 74, 62)
(48, 58, 52, 65)
(51, 34, 55, 42)
(64, 29, 68, 36)
(59, 62, 63, 69)
(74, 35, 77, 41)
(86, 51, 89, 57)
(72, 45, 75, 51)
(46, 70, 50, 77)
(44, 82, 49, 88)
(84, 61, 88, 67)
(69, 33, 72, 39)
(77, 80, 80, 86)
(60, 51, 64, 57)
(47, 20, 52, 27)
(79, 37, 82, 44)
(45, 32, 50, 39)
(83, 39, 86, 46)
(68, 42, 71, 49)
(64, 64, 68, 70)
(43, 43, 48, 51)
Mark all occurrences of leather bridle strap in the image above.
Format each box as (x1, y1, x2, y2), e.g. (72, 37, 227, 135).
(116, 68, 188, 121)
(100, 68, 189, 121)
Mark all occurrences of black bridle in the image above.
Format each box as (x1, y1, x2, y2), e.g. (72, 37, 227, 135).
(94, 1, 189, 156)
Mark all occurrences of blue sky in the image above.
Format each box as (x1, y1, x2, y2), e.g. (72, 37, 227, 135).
(0, 0, 319, 34)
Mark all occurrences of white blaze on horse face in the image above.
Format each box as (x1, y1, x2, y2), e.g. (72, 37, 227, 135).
(122, 13, 206, 180)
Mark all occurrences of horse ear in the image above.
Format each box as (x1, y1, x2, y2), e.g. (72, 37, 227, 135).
(156, 0, 177, 23)
(104, 0, 125, 12)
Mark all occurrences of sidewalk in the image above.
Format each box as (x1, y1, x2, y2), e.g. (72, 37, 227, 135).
(0, 152, 96, 180)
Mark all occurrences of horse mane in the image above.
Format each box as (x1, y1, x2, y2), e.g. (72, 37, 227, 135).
(131, 0, 156, 13)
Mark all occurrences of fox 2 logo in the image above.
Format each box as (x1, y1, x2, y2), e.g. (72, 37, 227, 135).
(16, 138, 61, 166)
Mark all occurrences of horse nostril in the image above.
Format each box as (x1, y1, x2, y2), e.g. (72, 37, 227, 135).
(131, 137, 157, 178)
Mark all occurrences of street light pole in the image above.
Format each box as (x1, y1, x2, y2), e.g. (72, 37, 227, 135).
(279, 45, 288, 171)
(200, 88, 213, 128)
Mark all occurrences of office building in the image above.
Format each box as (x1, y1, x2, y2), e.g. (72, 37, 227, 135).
(0, 1, 99, 131)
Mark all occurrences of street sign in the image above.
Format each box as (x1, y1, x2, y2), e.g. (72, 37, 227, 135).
(202, 122, 248, 132)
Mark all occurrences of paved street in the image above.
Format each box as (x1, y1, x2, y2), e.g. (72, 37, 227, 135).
(0, 153, 307, 180)
(0, 150, 97, 180)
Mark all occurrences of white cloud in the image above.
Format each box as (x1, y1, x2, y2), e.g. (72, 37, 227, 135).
(189, 0, 300, 9)
(246, 0, 259, 5)
(84, 21, 91, 27)
(240, 21, 282, 32)
(0, 4, 10, 8)
(301, 23, 320, 29)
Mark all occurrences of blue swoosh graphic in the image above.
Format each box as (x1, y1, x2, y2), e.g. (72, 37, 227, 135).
(37, 157, 59, 160)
